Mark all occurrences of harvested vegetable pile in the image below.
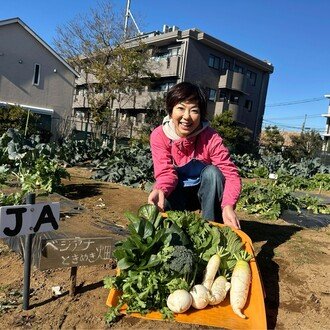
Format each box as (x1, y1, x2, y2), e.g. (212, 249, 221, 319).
(104, 205, 252, 324)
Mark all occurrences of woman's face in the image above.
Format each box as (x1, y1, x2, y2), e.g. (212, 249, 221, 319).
(171, 101, 201, 137)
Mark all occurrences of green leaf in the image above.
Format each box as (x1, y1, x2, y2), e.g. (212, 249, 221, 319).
(112, 247, 129, 260)
(129, 234, 148, 252)
(117, 258, 135, 270)
(166, 222, 191, 246)
(138, 204, 159, 224)
(142, 219, 155, 239)
(138, 254, 161, 270)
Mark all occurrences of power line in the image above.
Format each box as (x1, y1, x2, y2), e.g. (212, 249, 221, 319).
(262, 119, 325, 132)
(263, 120, 302, 130)
(264, 114, 323, 121)
(266, 96, 325, 107)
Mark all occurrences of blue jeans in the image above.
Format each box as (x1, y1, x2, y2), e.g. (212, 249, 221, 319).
(165, 165, 225, 222)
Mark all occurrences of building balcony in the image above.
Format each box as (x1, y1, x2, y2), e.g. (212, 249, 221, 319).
(150, 55, 180, 77)
(112, 90, 167, 110)
(73, 90, 168, 111)
(214, 100, 239, 119)
(73, 94, 89, 108)
(218, 70, 248, 94)
(75, 72, 100, 86)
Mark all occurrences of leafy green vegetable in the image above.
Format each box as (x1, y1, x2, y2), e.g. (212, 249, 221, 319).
(104, 206, 245, 324)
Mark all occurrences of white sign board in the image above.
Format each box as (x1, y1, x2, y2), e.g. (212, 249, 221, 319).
(0, 202, 60, 238)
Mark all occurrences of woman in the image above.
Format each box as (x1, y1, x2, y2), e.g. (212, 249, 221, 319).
(147, 82, 241, 229)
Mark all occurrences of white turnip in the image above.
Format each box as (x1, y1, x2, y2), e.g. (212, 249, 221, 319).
(190, 284, 210, 309)
(166, 289, 192, 313)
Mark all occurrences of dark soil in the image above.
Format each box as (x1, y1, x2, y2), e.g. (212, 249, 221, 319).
(0, 167, 329, 329)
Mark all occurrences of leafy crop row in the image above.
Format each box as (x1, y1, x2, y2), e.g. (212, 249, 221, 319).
(237, 180, 329, 220)
(0, 129, 329, 219)
(91, 142, 154, 189)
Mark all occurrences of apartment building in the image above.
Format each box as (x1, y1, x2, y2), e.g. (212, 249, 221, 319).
(73, 25, 274, 140)
(0, 18, 79, 140)
(322, 95, 330, 153)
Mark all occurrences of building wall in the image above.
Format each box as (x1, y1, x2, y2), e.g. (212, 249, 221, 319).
(0, 22, 76, 139)
(182, 36, 271, 138)
(322, 98, 330, 153)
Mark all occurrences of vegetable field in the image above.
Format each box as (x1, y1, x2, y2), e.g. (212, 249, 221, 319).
(0, 130, 329, 329)
(0, 167, 329, 329)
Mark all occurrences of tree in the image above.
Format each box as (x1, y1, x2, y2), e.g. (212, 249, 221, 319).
(145, 95, 166, 129)
(0, 105, 41, 137)
(260, 125, 285, 154)
(210, 110, 256, 155)
(54, 0, 158, 150)
(285, 130, 323, 162)
(135, 94, 167, 145)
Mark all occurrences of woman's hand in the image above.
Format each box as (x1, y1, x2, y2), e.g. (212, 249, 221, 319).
(148, 189, 165, 212)
(222, 205, 241, 230)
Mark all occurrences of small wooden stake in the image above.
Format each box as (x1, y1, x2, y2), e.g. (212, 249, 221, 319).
(69, 266, 77, 297)
(22, 192, 36, 310)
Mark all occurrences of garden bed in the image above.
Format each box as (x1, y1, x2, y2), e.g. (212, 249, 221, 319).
(0, 167, 329, 329)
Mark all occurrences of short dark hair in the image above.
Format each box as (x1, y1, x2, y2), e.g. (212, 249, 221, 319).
(166, 82, 207, 120)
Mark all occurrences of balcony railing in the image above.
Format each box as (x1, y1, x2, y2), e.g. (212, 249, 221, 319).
(73, 94, 88, 108)
(150, 55, 180, 77)
(218, 69, 248, 94)
(214, 100, 239, 119)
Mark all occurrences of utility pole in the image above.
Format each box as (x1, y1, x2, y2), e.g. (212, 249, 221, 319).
(123, 0, 142, 40)
(301, 114, 307, 133)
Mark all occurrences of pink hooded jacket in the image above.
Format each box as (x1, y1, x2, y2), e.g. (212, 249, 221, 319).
(150, 118, 241, 209)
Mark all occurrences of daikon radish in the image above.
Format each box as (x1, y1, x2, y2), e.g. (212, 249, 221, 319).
(230, 251, 252, 318)
(209, 275, 231, 305)
(202, 247, 228, 290)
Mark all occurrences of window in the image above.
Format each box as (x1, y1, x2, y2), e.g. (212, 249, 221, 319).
(223, 60, 231, 70)
(168, 47, 180, 56)
(208, 54, 221, 69)
(161, 82, 175, 91)
(230, 94, 239, 104)
(152, 47, 180, 60)
(218, 89, 228, 101)
(33, 63, 41, 85)
(150, 81, 175, 92)
(246, 70, 257, 86)
(244, 100, 253, 111)
(75, 84, 88, 96)
(234, 64, 244, 74)
(208, 88, 217, 101)
(137, 86, 144, 95)
(75, 110, 85, 120)
(167, 57, 171, 68)
(94, 84, 104, 94)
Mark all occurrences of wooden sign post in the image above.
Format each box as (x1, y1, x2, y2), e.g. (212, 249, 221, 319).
(23, 193, 35, 311)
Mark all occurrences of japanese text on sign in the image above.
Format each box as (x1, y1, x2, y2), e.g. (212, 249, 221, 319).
(40, 237, 115, 270)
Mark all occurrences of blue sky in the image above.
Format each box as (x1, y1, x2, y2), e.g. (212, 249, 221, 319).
(1, 0, 329, 133)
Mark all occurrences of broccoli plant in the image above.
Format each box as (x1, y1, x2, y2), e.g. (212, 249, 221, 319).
(163, 245, 198, 291)
(164, 245, 196, 276)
